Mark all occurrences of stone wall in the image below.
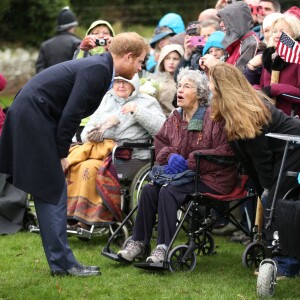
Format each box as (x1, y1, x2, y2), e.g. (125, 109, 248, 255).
(0, 48, 38, 96)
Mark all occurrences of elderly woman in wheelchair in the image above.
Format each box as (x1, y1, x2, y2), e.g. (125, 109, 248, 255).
(66, 73, 166, 231)
(117, 68, 239, 263)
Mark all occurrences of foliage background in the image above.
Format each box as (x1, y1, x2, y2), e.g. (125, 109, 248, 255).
(0, 0, 299, 48)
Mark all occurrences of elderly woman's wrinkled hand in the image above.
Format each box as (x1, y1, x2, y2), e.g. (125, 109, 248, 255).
(121, 103, 137, 114)
(87, 116, 120, 142)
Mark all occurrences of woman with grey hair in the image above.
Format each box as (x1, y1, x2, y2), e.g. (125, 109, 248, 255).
(117, 68, 238, 264)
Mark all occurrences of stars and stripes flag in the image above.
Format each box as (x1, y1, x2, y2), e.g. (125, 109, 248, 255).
(276, 31, 300, 64)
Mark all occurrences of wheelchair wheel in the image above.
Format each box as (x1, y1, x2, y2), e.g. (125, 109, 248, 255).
(129, 162, 151, 218)
(168, 245, 197, 272)
(242, 241, 266, 268)
(108, 223, 130, 253)
(257, 263, 276, 298)
(196, 232, 215, 256)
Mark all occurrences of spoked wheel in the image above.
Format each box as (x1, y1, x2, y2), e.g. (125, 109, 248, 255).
(129, 162, 151, 223)
(257, 262, 276, 298)
(242, 241, 267, 268)
(195, 232, 215, 256)
(108, 223, 130, 253)
(168, 245, 197, 272)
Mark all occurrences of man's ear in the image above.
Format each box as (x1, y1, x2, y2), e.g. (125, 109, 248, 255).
(125, 52, 133, 61)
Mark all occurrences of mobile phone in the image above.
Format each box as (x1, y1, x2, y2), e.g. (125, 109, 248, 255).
(190, 36, 205, 47)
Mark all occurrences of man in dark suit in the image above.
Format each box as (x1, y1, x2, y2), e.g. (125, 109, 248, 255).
(0, 32, 149, 277)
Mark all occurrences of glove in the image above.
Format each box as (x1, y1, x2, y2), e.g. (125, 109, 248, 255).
(167, 154, 188, 174)
(164, 165, 173, 174)
(87, 116, 120, 142)
(261, 188, 269, 208)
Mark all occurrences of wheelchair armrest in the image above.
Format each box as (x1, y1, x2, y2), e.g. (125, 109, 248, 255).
(112, 142, 154, 165)
(120, 142, 153, 149)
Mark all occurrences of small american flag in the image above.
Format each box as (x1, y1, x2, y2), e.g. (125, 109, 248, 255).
(276, 31, 300, 64)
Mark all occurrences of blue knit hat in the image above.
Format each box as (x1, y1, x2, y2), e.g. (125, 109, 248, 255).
(202, 31, 225, 56)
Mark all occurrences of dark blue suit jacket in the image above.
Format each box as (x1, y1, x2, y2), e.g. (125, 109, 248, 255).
(0, 52, 114, 204)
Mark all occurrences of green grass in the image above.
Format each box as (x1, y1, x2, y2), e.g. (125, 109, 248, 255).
(0, 232, 299, 300)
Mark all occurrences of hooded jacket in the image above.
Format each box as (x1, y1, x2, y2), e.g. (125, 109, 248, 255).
(151, 44, 184, 116)
(218, 2, 259, 71)
(202, 31, 225, 56)
(73, 20, 115, 59)
(81, 74, 166, 159)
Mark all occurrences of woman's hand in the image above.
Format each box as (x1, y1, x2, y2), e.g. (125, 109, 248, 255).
(199, 54, 219, 74)
(121, 103, 137, 114)
(79, 35, 97, 51)
(183, 35, 195, 60)
(247, 54, 263, 70)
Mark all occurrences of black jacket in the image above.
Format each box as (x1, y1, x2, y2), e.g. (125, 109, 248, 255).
(36, 31, 81, 73)
(231, 103, 300, 205)
(0, 53, 113, 204)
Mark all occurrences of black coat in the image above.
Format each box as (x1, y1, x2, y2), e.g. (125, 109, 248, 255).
(231, 103, 300, 206)
(36, 31, 81, 73)
(0, 53, 113, 204)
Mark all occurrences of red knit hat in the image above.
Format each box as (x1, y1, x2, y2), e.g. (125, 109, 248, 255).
(0, 73, 6, 91)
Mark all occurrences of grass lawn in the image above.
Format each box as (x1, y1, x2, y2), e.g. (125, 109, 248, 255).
(0, 231, 299, 300)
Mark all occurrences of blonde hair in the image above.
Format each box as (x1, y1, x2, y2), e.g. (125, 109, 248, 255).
(209, 63, 272, 141)
(109, 32, 150, 58)
(268, 15, 300, 47)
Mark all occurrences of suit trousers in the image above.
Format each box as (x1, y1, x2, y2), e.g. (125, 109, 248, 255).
(132, 181, 216, 247)
(34, 183, 77, 271)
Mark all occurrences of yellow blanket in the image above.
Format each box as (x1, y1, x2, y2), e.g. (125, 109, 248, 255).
(67, 140, 117, 224)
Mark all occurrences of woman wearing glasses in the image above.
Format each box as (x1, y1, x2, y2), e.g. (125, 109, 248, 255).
(117, 68, 238, 264)
(73, 20, 115, 59)
(66, 74, 165, 231)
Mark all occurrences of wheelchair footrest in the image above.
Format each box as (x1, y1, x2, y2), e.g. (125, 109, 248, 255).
(101, 248, 131, 264)
(133, 261, 165, 270)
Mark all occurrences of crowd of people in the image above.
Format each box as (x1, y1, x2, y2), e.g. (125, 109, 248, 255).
(0, 1, 300, 280)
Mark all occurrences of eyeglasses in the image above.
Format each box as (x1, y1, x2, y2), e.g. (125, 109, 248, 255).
(114, 80, 129, 86)
(176, 84, 196, 90)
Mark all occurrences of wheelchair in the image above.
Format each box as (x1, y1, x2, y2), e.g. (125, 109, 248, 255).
(30, 141, 153, 250)
(255, 133, 300, 298)
(102, 152, 259, 272)
(64, 141, 153, 247)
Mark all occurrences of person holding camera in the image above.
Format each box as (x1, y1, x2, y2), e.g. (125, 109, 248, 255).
(72, 20, 115, 142)
(74, 20, 115, 59)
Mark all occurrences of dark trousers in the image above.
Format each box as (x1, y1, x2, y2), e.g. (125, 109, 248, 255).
(132, 181, 216, 246)
(34, 184, 77, 271)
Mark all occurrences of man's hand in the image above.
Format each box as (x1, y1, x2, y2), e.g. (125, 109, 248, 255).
(61, 158, 69, 174)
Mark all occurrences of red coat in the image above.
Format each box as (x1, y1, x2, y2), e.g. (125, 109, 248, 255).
(254, 49, 300, 116)
(154, 107, 238, 194)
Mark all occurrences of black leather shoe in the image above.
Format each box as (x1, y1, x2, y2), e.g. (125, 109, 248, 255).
(51, 264, 101, 276)
(79, 264, 100, 271)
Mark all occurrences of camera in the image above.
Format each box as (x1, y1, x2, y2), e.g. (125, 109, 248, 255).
(190, 36, 205, 47)
(95, 38, 107, 46)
